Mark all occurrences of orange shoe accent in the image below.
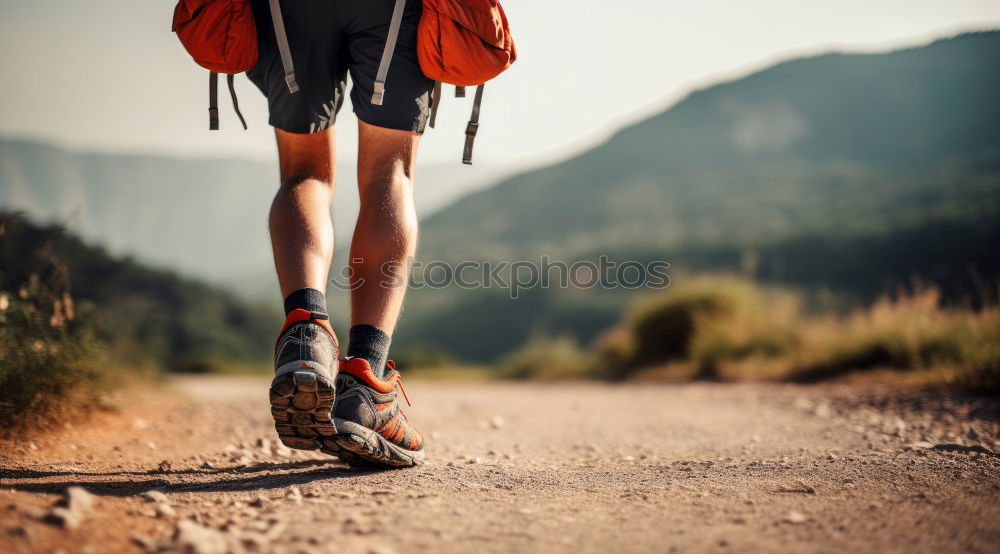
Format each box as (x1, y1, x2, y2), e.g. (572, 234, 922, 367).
(374, 401, 394, 412)
(408, 428, 422, 451)
(276, 308, 339, 348)
(339, 358, 400, 393)
(299, 363, 309, 369)
(379, 416, 400, 440)
(391, 423, 406, 443)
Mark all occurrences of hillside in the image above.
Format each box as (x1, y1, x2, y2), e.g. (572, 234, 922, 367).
(0, 212, 277, 372)
(419, 32, 1000, 264)
(395, 32, 1000, 361)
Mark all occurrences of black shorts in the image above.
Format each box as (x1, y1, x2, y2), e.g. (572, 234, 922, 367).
(247, 0, 433, 134)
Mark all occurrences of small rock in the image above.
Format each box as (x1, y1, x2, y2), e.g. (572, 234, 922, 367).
(45, 507, 83, 529)
(140, 490, 168, 503)
(286, 486, 303, 503)
(132, 419, 149, 430)
(146, 442, 157, 450)
(466, 457, 481, 464)
(157, 460, 173, 473)
(156, 503, 176, 518)
(63, 487, 96, 513)
(173, 520, 228, 554)
(131, 533, 158, 552)
(29, 442, 38, 451)
(784, 511, 808, 524)
(813, 402, 832, 418)
(249, 494, 270, 507)
(622, 455, 636, 462)
(489, 415, 505, 429)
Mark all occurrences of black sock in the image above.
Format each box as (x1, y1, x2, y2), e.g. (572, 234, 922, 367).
(347, 324, 391, 378)
(283, 288, 327, 317)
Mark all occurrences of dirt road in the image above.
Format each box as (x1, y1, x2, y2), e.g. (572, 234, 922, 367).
(2, 377, 998, 553)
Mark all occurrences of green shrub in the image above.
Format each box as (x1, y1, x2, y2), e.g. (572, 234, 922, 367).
(0, 265, 114, 429)
(600, 276, 797, 379)
(500, 336, 593, 380)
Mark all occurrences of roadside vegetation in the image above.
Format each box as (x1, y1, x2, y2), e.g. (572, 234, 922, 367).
(0, 213, 278, 430)
(0, 244, 115, 429)
(501, 275, 999, 391)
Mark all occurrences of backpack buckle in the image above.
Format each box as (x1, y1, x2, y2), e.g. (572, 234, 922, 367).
(465, 121, 479, 137)
(371, 82, 385, 106)
(284, 73, 299, 94)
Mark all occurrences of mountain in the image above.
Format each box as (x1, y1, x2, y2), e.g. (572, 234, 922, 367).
(394, 32, 1000, 361)
(419, 32, 999, 263)
(0, 139, 502, 300)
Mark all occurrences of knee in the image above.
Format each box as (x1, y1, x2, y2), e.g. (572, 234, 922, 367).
(278, 171, 333, 192)
(269, 170, 335, 230)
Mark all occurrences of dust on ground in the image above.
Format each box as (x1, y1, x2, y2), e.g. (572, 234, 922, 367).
(2, 377, 998, 553)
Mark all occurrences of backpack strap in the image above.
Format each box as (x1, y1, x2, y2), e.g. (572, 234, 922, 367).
(209, 72, 219, 130)
(227, 74, 248, 130)
(462, 84, 485, 165)
(371, 0, 407, 105)
(268, 0, 299, 93)
(428, 81, 441, 129)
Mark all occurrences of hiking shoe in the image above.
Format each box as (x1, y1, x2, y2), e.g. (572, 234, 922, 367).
(269, 309, 340, 452)
(318, 357, 425, 468)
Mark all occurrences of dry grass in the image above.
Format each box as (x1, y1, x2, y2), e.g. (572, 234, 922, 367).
(0, 274, 118, 430)
(506, 275, 998, 390)
(785, 289, 999, 389)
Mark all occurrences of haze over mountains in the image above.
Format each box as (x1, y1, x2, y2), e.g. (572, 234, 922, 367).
(0, 140, 501, 300)
(2, 32, 997, 363)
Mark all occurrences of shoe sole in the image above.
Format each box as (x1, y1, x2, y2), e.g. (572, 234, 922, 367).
(268, 366, 337, 452)
(316, 418, 425, 469)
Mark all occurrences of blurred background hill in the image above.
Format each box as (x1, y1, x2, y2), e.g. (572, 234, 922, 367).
(0, 140, 501, 300)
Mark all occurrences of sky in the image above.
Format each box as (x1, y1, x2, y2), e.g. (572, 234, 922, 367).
(1, 1, 999, 167)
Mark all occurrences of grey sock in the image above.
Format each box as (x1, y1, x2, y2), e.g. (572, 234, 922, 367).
(347, 324, 391, 378)
(283, 288, 327, 317)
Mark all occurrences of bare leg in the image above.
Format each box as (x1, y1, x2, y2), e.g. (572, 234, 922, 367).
(269, 128, 336, 298)
(349, 120, 421, 333)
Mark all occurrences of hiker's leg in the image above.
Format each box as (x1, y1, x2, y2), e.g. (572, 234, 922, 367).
(269, 128, 337, 297)
(349, 120, 421, 333)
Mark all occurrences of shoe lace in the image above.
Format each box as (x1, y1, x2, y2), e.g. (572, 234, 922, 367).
(386, 360, 412, 407)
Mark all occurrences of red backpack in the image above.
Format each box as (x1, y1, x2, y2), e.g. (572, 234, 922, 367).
(417, 0, 517, 164)
(172, 0, 259, 130)
(172, 0, 516, 163)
